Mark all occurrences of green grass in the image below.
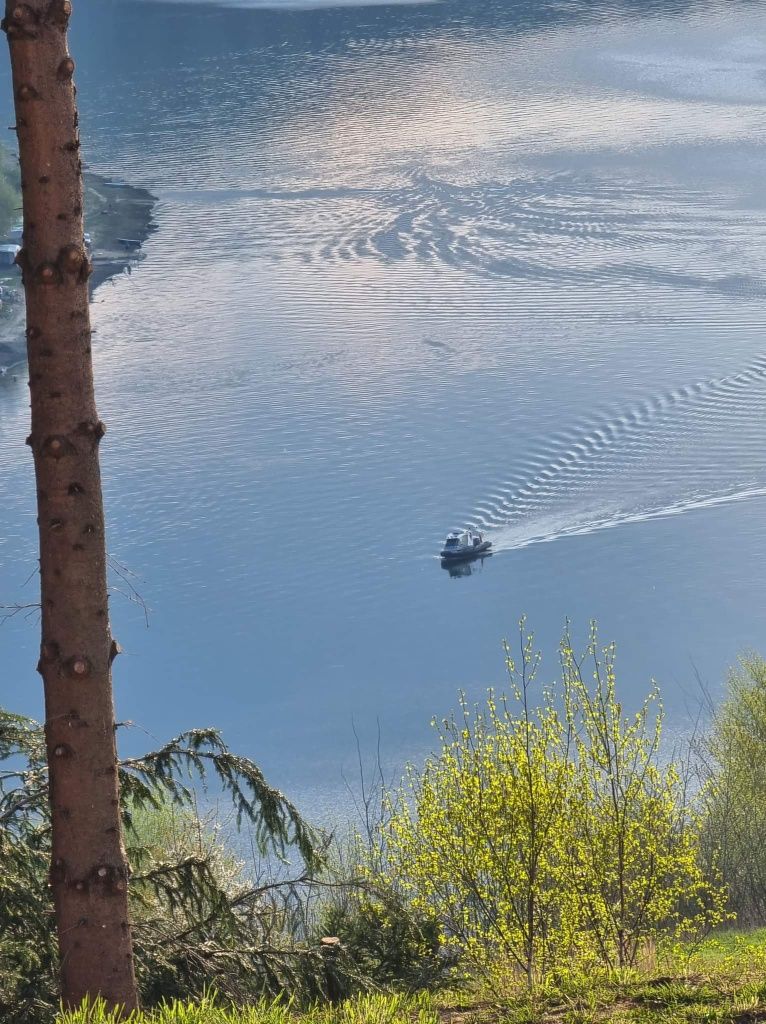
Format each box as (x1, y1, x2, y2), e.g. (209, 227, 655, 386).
(58, 932, 766, 1024)
(60, 993, 438, 1024)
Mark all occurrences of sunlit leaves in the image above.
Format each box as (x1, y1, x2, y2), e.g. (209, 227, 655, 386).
(701, 655, 766, 925)
(376, 623, 727, 988)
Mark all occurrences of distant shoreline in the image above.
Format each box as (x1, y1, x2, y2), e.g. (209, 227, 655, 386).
(0, 171, 157, 371)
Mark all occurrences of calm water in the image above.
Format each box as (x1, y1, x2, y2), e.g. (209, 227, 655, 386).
(1, 0, 766, 820)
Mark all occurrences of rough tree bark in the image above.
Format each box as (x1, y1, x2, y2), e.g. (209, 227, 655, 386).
(2, 0, 139, 1012)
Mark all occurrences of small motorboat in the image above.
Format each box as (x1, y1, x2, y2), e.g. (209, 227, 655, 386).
(440, 528, 492, 562)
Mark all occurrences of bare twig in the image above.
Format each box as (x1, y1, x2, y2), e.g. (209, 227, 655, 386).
(0, 602, 41, 626)
(108, 555, 150, 627)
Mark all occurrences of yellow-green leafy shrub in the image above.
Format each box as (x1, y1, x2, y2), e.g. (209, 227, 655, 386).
(377, 623, 727, 989)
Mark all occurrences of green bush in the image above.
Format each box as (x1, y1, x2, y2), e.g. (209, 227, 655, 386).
(317, 891, 449, 993)
(373, 623, 726, 989)
(701, 654, 766, 925)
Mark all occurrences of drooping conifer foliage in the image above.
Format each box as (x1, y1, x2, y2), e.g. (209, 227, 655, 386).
(0, 711, 327, 1024)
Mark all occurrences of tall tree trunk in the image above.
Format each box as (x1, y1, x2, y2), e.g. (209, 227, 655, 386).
(3, 0, 139, 1012)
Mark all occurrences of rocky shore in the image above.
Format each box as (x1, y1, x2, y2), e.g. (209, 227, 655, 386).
(0, 172, 156, 372)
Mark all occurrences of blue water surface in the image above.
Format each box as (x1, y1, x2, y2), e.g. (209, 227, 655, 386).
(1, 0, 765, 821)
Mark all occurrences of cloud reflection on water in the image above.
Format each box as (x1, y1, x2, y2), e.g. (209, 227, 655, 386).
(137, 0, 435, 9)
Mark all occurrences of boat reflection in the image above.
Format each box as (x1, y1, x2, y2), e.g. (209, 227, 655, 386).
(440, 553, 492, 578)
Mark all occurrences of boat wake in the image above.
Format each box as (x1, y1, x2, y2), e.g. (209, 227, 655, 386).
(468, 356, 766, 552)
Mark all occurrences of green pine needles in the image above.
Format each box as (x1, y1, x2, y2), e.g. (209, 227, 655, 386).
(0, 715, 328, 1022)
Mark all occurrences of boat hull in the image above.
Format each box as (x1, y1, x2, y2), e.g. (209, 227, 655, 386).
(439, 541, 492, 561)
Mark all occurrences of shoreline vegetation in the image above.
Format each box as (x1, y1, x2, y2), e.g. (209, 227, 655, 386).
(0, 169, 156, 372)
(6, 623, 766, 1024)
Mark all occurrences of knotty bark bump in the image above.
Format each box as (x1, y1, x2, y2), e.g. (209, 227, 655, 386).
(3, 0, 139, 1012)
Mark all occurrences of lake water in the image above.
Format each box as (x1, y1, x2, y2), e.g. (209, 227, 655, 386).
(1, 0, 766, 821)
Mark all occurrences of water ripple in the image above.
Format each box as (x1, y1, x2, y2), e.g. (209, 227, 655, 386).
(461, 357, 766, 549)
